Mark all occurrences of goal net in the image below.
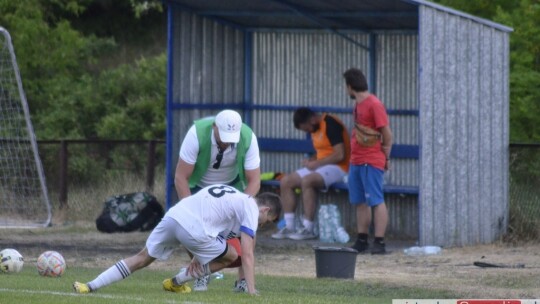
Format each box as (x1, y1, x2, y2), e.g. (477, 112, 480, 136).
(0, 27, 51, 227)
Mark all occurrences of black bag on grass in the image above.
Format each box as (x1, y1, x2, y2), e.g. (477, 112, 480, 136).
(96, 192, 164, 233)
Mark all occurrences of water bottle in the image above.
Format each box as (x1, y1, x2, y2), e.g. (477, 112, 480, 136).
(211, 271, 224, 280)
(423, 246, 442, 255)
(334, 226, 350, 243)
(318, 205, 334, 242)
(403, 246, 442, 256)
(328, 204, 342, 229)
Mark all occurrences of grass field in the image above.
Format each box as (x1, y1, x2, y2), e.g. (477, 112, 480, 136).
(0, 265, 457, 304)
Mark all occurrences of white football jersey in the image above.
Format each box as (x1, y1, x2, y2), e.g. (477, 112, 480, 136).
(166, 185, 259, 241)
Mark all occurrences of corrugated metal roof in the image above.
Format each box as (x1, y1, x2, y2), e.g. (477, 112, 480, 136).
(165, 0, 512, 32)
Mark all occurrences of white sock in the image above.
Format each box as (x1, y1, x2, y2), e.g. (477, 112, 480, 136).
(284, 213, 295, 230)
(87, 260, 130, 291)
(174, 263, 211, 285)
(303, 219, 314, 232)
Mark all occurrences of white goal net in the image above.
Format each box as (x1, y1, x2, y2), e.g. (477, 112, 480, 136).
(0, 27, 51, 227)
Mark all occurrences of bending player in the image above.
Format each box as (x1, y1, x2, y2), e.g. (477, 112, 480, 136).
(73, 185, 281, 295)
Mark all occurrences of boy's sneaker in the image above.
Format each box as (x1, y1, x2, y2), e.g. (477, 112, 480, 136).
(232, 278, 247, 292)
(371, 242, 387, 255)
(271, 227, 295, 239)
(162, 278, 192, 293)
(73, 282, 91, 294)
(350, 239, 369, 254)
(193, 275, 210, 291)
(289, 228, 317, 240)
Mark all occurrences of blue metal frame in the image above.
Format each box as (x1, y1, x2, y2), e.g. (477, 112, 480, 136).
(169, 102, 419, 116)
(369, 33, 377, 94)
(165, 6, 175, 209)
(257, 137, 419, 159)
(243, 32, 253, 126)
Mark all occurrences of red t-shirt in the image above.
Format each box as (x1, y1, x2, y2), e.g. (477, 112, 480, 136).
(350, 94, 389, 170)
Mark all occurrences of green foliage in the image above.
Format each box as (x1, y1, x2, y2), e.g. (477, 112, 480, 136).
(0, 0, 114, 137)
(129, 0, 163, 18)
(433, 0, 516, 19)
(0, 0, 166, 141)
(495, 1, 540, 142)
(0, 0, 166, 182)
(94, 55, 167, 140)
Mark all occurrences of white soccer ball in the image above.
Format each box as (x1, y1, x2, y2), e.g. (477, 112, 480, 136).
(0, 248, 24, 273)
(36, 251, 66, 277)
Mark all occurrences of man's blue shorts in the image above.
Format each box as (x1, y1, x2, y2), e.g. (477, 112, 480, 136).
(348, 164, 385, 207)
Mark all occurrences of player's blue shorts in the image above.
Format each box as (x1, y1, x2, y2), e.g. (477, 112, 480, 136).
(348, 164, 384, 207)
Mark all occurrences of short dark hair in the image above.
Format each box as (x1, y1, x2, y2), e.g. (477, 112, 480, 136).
(255, 192, 282, 223)
(293, 107, 315, 129)
(343, 68, 368, 92)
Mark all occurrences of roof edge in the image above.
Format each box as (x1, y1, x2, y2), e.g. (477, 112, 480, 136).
(401, 0, 513, 32)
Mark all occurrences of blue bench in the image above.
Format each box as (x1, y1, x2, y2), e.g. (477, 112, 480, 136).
(258, 137, 419, 196)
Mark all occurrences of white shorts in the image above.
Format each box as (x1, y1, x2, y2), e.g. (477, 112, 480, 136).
(296, 165, 347, 192)
(146, 216, 227, 265)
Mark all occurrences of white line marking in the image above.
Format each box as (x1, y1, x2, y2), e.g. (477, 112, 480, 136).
(0, 288, 204, 303)
(0, 288, 146, 301)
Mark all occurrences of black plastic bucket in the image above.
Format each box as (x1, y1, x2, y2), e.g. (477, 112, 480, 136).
(313, 246, 358, 279)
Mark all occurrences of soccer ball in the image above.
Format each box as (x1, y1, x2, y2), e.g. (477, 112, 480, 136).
(36, 251, 66, 277)
(0, 248, 24, 273)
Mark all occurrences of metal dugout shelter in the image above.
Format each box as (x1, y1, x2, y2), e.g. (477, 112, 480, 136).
(164, 0, 512, 247)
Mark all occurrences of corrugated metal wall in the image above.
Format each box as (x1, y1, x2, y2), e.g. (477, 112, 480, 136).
(418, 6, 510, 246)
(168, 5, 510, 244)
(169, 10, 422, 238)
(252, 31, 369, 172)
(377, 34, 419, 188)
(251, 31, 420, 238)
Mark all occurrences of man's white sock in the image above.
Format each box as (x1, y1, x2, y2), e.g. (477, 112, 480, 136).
(87, 260, 131, 291)
(303, 218, 314, 232)
(284, 213, 295, 230)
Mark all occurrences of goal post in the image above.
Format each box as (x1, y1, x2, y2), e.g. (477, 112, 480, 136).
(0, 26, 52, 227)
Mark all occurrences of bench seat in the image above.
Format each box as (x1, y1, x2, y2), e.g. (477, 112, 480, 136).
(261, 180, 419, 195)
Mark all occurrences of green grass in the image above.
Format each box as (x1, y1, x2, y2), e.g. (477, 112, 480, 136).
(1, 266, 457, 304)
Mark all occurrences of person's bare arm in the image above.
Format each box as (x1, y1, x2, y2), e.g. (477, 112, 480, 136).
(174, 159, 195, 199)
(304, 143, 345, 171)
(379, 125, 393, 170)
(240, 231, 257, 295)
(243, 167, 261, 197)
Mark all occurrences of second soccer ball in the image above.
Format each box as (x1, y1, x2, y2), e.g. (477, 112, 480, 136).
(36, 251, 66, 277)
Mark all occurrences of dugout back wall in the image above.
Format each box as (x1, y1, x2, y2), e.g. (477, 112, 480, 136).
(164, 0, 512, 247)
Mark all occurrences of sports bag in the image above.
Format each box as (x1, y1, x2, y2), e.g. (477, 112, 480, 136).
(354, 123, 381, 147)
(96, 192, 164, 233)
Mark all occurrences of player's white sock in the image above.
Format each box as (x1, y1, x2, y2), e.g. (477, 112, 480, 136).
(284, 213, 295, 230)
(302, 218, 314, 232)
(87, 260, 131, 291)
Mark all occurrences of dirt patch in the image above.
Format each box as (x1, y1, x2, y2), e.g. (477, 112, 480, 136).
(1, 223, 539, 298)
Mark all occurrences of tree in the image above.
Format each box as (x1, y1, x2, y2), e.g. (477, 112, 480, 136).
(0, 0, 166, 140)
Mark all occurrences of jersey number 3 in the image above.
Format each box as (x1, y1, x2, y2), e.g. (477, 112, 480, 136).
(208, 185, 237, 198)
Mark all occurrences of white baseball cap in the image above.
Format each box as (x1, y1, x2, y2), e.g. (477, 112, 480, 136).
(215, 110, 242, 143)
